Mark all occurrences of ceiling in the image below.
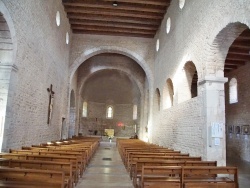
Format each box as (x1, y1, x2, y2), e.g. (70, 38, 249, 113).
(62, 0, 171, 38)
(225, 29, 250, 74)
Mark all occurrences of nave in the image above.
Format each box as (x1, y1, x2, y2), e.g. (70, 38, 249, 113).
(0, 136, 249, 187)
(76, 141, 133, 188)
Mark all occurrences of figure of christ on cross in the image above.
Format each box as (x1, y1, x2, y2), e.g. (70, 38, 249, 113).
(47, 84, 55, 125)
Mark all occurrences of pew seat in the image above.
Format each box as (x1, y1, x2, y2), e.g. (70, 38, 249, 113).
(0, 167, 68, 188)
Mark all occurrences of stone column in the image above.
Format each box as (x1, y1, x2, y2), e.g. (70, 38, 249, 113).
(199, 76, 228, 166)
(0, 63, 18, 151)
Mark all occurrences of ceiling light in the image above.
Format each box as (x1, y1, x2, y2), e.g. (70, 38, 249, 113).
(113, 1, 118, 7)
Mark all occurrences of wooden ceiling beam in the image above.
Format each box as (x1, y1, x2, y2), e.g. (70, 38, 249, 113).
(73, 29, 154, 38)
(227, 54, 250, 62)
(65, 7, 163, 19)
(67, 14, 161, 25)
(239, 30, 250, 38)
(224, 65, 238, 69)
(228, 47, 250, 55)
(236, 36, 250, 40)
(63, 2, 167, 13)
(225, 60, 246, 66)
(98, 0, 169, 6)
(72, 25, 155, 35)
(70, 21, 157, 31)
(231, 41, 250, 49)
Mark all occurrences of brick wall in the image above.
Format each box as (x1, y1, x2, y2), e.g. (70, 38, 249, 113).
(80, 102, 139, 137)
(225, 63, 250, 162)
(1, 0, 71, 150)
(151, 0, 250, 160)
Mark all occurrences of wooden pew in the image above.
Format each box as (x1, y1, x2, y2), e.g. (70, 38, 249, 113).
(0, 159, 75, 188)
(126, 152, 188, 169)
(22, 146, 90, 163)
(183, 166, 238, 188)
(140, 166, 182, 188)
(9, 149, 86, 176)
(0, 153, 81, 184)
(140, 166, 239, 188)
(131, 160, 217, 188)
(0, 167, 68, 188)
(128, 155, 202, 170)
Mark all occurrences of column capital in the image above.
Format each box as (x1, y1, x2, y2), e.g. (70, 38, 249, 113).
(198, 76, 228, 86)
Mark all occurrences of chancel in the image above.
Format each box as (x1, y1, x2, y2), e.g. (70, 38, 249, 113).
(0, 0, 249, 187)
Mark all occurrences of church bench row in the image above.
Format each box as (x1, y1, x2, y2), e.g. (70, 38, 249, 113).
(0, 136, 100, 188)
(127, 155, 202, 172)
(0, 166, 68, 188)
(9, 149, 86, 175)
(21, 147, 90, 164)
(131, 160, 217, 187)
(124, 149, 182, 167)
(29, 138, 100, 163)
(140, 166, 238, 188)
(116, 138, 239, 188)
(125, 151, 189, 170)
(0, 158, 75, 188)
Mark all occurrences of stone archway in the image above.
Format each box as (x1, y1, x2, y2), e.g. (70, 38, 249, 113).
(69, 47, 154, 140)
(68, 90, 76, 138)
(0, 2, 17, 151)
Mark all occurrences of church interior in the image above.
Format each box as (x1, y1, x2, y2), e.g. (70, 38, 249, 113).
(0, 0, 250, 187)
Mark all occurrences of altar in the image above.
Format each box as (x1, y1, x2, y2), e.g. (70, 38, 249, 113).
(104, 129, 114, 137)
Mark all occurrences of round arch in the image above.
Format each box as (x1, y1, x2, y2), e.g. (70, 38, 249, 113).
(69, 46, 153, 92)
(79, 67, 144, 97)
(0, 1, 17, 65)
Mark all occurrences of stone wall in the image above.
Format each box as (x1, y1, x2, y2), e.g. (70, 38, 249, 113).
(80, 102, 139, 137)
(151, 0, 250, 163)
(1, 0, 71, 150)
(225, 63, 250, 162)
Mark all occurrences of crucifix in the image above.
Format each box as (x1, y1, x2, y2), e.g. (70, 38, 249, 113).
(47, 84, 55, 125)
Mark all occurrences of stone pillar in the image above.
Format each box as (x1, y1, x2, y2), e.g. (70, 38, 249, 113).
(0, 63, 17, 151)
(199, 76, 228, 166)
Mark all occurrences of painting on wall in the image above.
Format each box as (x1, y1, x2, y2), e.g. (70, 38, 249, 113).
(228, 125, 234, 134)
(235, 125, 241, 135)
(242, 125, 250, 135)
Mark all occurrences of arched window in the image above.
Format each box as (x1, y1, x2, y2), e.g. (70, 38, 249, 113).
(106, 106, 113, 119)
(133, 105, 138, 120)
(229, 78, 238, 104)
(82, 102, 87, 117)
(154, 88, 161, 111)
(163, 78, 174, 109)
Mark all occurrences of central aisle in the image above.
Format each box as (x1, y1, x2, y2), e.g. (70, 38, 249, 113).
(77, 141, 134, 188)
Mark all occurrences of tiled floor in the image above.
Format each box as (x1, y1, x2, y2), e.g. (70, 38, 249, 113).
(76, 141, 133, 188)
(76, 141, 250, 188)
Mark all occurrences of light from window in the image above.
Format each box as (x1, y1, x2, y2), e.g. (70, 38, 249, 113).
(229, 78, 238, 104)
(56, 11, 60, 26)
(133, 105, 138, 120)
(179, 0, 185, 9)
(82, 102, 87, 117)
(106, 106, 113, 119)
(66, 32, 69, 44)
(166, 17, 171, 34)
(156, 39, 160, 52)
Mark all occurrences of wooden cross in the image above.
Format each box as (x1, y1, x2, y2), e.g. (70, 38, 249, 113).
(47, 84, 55, 124)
